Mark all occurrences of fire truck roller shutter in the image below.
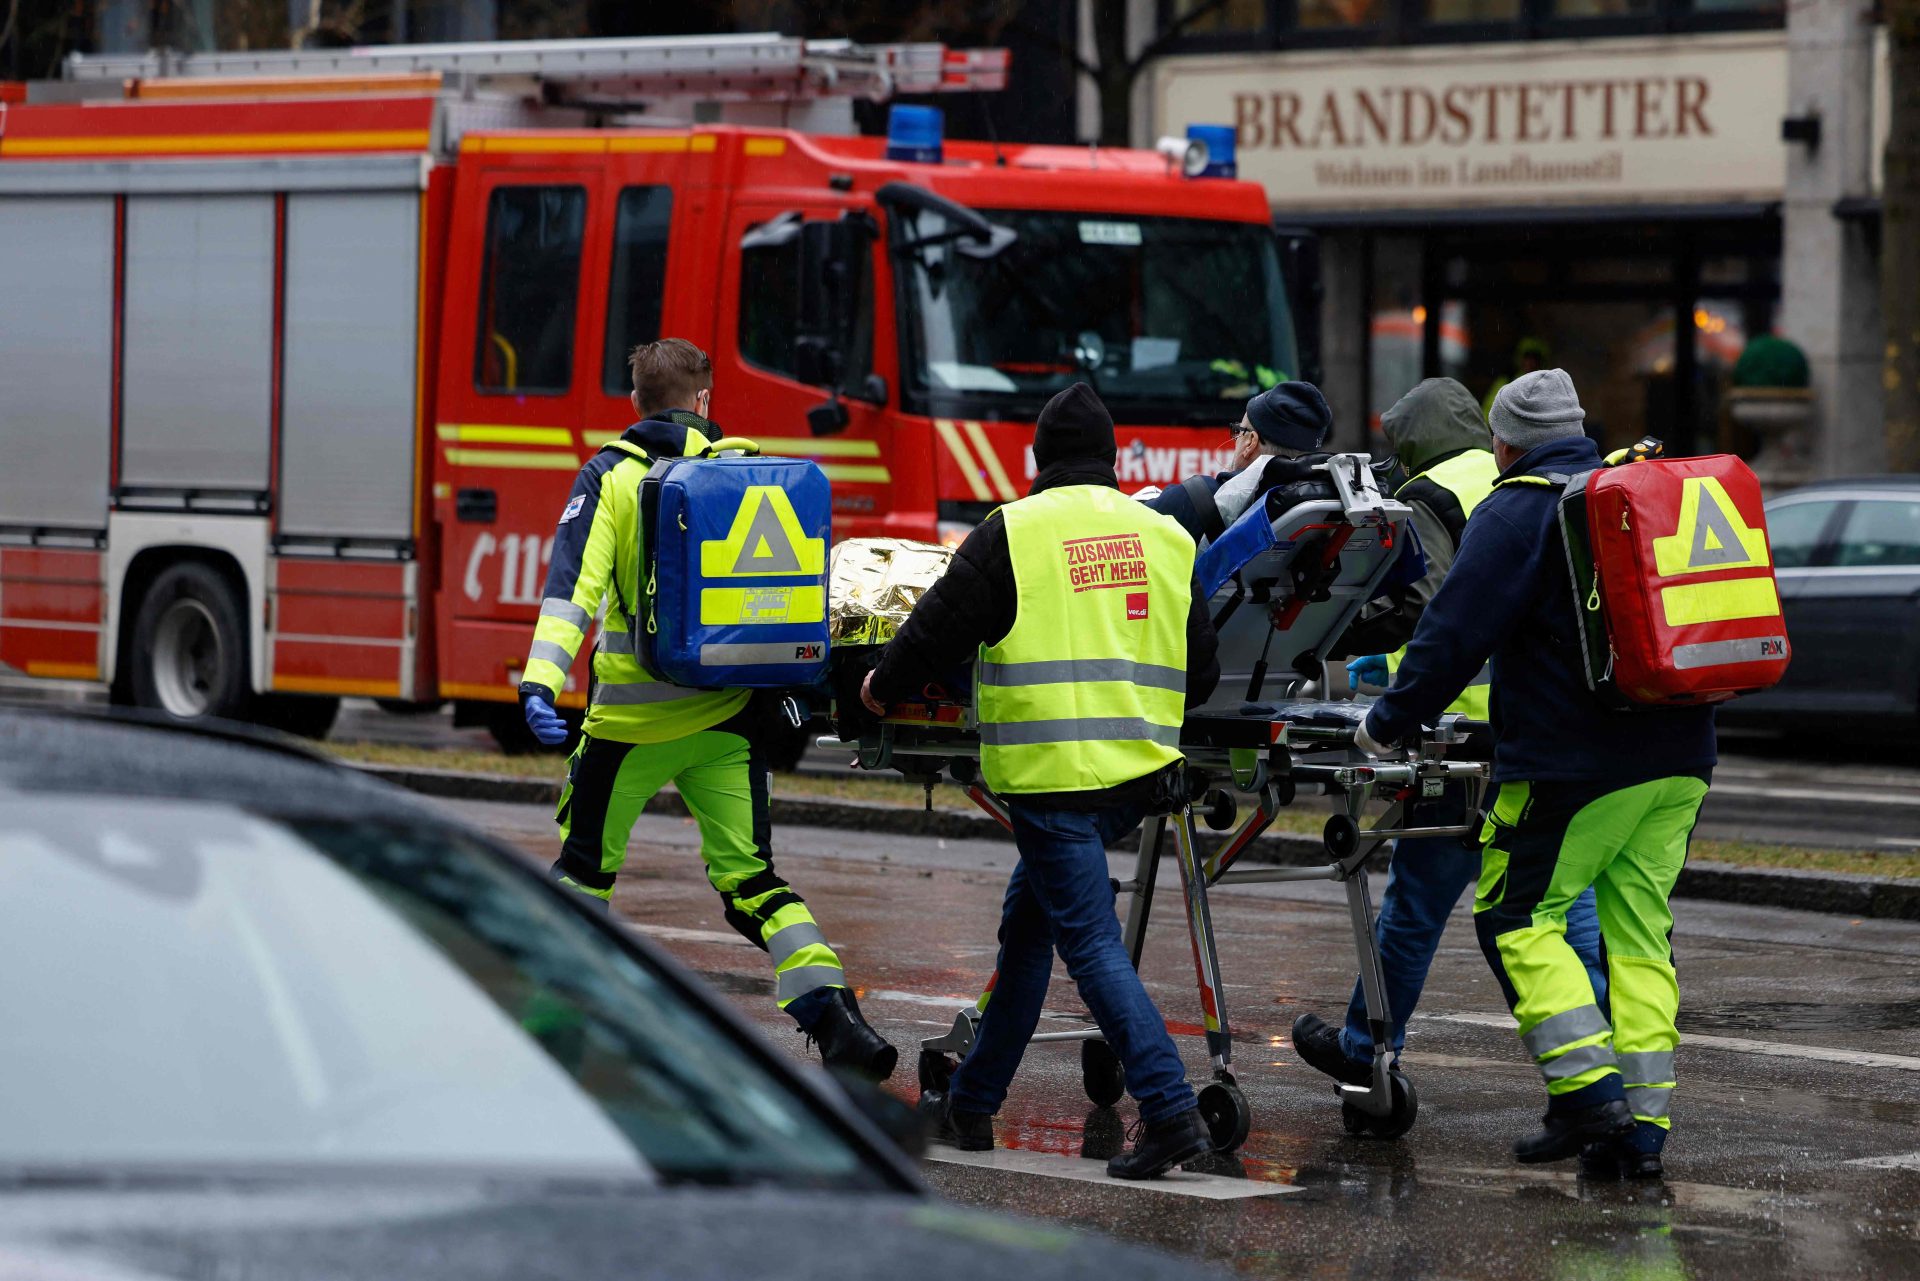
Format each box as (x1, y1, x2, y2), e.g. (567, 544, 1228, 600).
(279, 192, 420, 541)
(0, 197, 115, 532)
(121, 195, 275, 493)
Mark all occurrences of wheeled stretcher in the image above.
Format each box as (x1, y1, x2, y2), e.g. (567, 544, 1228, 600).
(827, 455, 1491, 1151)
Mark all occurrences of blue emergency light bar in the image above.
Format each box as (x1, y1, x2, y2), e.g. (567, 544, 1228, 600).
(887, 104, 944, 164)
(1187, 124, 1236, 178)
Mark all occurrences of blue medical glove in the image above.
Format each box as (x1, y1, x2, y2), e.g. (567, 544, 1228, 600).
(1346, 654, 1389, 690)
(523, 693, 569, 746)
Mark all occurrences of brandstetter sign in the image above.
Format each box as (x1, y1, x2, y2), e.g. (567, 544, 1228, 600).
(1151, 33, 1788, 209)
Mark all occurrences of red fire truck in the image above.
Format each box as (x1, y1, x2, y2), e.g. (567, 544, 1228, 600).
(0, 34, 1299, 747)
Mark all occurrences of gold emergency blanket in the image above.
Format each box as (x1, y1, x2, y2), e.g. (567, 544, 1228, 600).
(828, 538, 955, 646)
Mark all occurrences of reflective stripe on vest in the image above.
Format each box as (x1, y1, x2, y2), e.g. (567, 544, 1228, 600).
(1387, 449, 1500, 720)
(978, 657, 1186, 692)
(977, 486, 1194, 795)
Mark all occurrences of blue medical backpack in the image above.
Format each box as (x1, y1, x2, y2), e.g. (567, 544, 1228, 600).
(636, 439, 832, 689)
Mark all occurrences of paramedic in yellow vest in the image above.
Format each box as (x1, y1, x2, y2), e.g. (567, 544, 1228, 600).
(518, 338, 895, 1081)
(1356, 369, 1716, 1181)
(861, 383, 1222, 1181)
(1293, 378, 1606, 1089)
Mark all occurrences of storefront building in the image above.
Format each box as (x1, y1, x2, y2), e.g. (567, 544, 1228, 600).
(1147, 0, 1886, 478)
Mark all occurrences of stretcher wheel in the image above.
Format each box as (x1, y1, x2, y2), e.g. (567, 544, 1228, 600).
(917, 1050, 957, 1096)
(1081, 1038, 1126, 1107)
(1198, 1080, 1251, 1153)
(1200, 789, 1237, 831)
(1339, 1070, 1418, 1140)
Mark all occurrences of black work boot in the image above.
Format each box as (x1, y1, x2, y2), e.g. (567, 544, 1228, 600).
(1107, 1107, 1211, 1180)
(1291, 1013, 1371, 1088)
(917, 1091, 994, 1152)
(1577, 1142, 1623, 1180)
(1622, 1149, 1665, 1180)
(1514, 1098, 1635, 1164)
(804, 988, 898, 1082)
(1580, 1134, 1667, 1181)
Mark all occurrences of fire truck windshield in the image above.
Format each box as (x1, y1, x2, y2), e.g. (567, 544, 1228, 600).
(894, 207, 1299, 427)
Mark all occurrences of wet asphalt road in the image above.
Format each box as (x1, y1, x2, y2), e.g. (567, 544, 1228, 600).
(451, 792, 1920, 1280)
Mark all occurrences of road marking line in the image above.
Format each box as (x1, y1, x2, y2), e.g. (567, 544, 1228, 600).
(1708, 782, 1920, 809)
(1405, 1053, 1530, 1072)
(862, 989, 980, 1008)
(1421, 1012, 1920, 1072)
(1876, 837, 1920, 849)
(638, 925, 756, 948)
(923, 1147, 1301, 1199)
(1846, 1151, 1920, 1170)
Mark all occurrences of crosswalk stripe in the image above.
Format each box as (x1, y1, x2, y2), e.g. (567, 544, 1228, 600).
(923, 1147, 1300, 1199)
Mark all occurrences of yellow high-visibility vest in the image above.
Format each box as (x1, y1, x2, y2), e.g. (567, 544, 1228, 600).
(977, 485, 1193, 794)
(1386, 449, 1498, 720)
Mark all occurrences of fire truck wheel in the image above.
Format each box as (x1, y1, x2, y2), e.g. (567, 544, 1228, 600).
(130, 562, 252, 725)
(375, 698, 447, 716)
(256, 694, 341, 740)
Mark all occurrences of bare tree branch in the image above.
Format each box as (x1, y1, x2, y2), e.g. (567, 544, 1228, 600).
(1128, 0, 1234, 74)
(1003, 12, 1098, 79)
(0, 0, 22, 67)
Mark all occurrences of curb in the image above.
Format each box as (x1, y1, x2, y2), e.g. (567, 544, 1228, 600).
(358, 764, 1920, 923)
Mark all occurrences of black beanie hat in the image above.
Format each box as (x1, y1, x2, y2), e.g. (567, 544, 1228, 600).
(1033, 382, 1117, 469)
(1245, 381, 1333, 452)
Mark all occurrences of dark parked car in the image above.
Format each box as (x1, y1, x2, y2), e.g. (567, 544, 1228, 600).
(0, 710, 1206, 1281)
(1725, 477, 1920, 725)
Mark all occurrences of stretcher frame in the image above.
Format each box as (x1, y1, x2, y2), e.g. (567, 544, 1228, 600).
(830, 455, 1492, 1149)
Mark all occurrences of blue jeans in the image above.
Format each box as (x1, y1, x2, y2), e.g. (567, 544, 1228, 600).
(949, 800, 1197, 1125)
(1340, 794, 1607, 1066)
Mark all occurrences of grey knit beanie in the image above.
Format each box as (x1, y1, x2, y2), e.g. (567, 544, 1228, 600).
(1488, 368, 1586, 450)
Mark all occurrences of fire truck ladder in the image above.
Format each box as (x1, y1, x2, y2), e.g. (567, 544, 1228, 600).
(64, 33, 1010, 105)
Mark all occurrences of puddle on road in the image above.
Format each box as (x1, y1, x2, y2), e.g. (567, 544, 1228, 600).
(1680, 999, 1920, 1034)
(921, 1090, 1920, 1279)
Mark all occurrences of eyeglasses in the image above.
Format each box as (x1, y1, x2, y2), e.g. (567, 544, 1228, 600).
(1226, 427, 1255, 450)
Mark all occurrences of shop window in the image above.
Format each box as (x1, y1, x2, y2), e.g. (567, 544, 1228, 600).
(1551, 0, 1652, 15)
(602, 186, 674, 396)
(1765, 500, 1841, 570)
(1423, 0, 1520, 20)
(1700, 255, 1762, 289)
(1690, 0, 1783, 11)
(1299, 0, 1385, 29)
(1567, 256, 1674, 287)
(474, 185, 587, 395)
(1169, 0, 1269, 32)
(1834, 501, 1920, 568)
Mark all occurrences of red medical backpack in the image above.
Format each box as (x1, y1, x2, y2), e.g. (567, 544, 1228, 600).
(1551, 453, 1790, 706)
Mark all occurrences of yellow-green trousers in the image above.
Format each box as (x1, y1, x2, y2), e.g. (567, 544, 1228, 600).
(1474, 773, 1709, 1147)
(554, 706, 846, 1021)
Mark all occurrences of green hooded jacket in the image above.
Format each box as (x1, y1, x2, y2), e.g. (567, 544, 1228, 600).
(1341, 377, 1495, 657)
